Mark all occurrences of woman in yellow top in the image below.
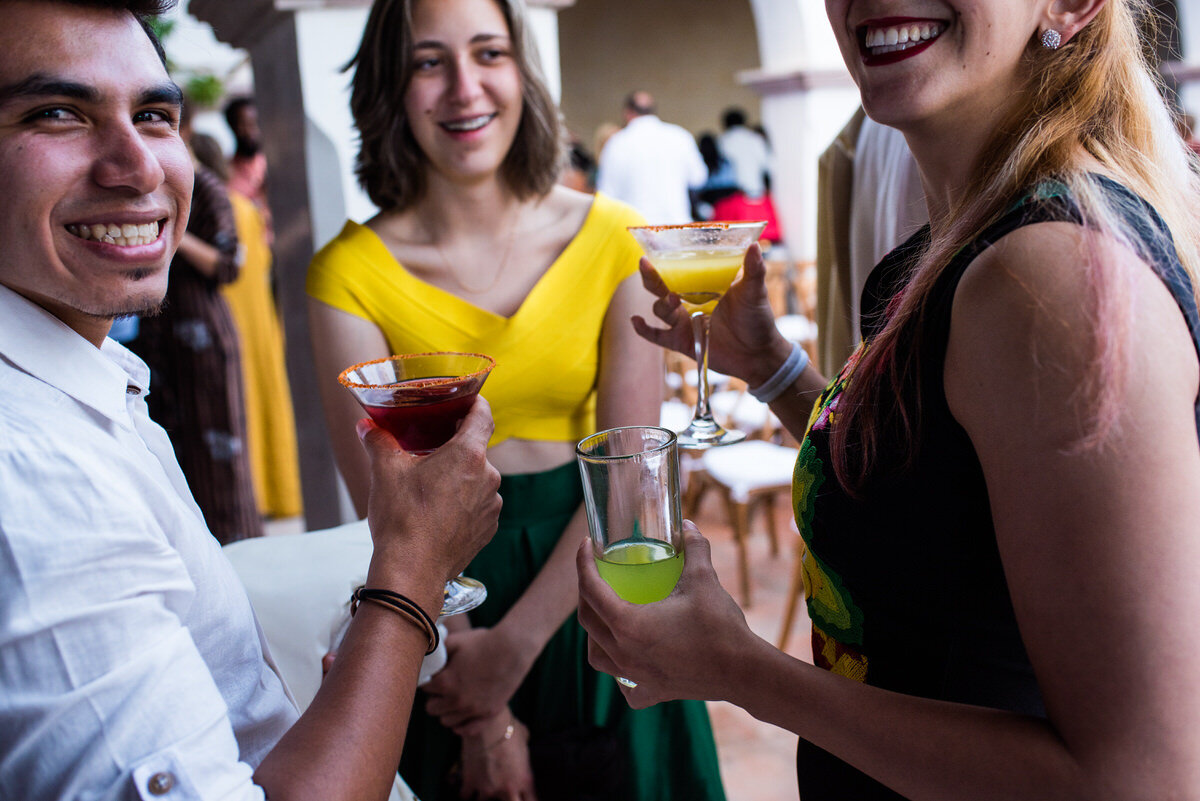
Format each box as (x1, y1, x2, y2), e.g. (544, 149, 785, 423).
(306, 0, 725, 799)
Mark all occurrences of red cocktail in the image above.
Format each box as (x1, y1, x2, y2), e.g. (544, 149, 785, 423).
(339, 353, 496, 455)
(338, 352, 496, 616)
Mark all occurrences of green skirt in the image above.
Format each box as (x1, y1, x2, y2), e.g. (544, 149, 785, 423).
(399, 462, 726, 801)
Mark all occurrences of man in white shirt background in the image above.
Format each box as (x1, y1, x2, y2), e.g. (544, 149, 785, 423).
(0, 2, 501, 799)
(596, 90, 707, 225)
(716, 107, 772, 200)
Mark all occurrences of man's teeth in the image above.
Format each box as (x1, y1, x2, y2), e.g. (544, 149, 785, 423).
(66, 221, 160, 246)
(442, 114, 494, 132)
(865, 22, 945, 54)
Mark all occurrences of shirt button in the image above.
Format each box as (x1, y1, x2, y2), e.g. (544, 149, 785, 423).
(146, 771, 175, 795)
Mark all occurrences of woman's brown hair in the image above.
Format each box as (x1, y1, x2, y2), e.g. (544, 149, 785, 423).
(346, 0, 563, 211)
(832, 0, 1200, 492)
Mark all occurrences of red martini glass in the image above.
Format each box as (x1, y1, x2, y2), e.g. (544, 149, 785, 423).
(339, 352, 496, 615)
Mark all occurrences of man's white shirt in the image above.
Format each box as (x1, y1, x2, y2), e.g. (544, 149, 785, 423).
(0, 284, 297, 800)
(596, 115, 707, 225)
(848, 118, 928, 342)
(718, 125, 772, 199)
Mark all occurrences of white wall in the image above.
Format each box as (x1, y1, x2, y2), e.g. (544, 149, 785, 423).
(295, 8, 376, 239)
(529, 8, 561, 104)
(1180, 0, 1200, 117)
(747, 0, 861, 261)
(169, 2, 254, 153)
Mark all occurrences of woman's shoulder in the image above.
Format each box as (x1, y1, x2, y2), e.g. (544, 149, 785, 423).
(953, 208, 1193, 396)
(532, 187, 643, 250)
(307, 219, 404, 307)
(585, 190, 647, 228)
(311, 219, 396, 269)
(539, 185, 642, 226)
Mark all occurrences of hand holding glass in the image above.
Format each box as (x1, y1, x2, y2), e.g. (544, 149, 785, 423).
(627, 221, 767, 449)
(339, 352, 495, 615)
(577, 426, 684, 688)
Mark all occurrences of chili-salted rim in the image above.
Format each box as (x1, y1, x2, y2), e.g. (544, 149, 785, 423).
(338, 351, 496, 390)
(576, 425, 678, 463)
(626, 220, 768, 234)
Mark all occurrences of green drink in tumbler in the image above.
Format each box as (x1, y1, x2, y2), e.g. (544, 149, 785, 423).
(595, 538, 684, 604)
(577, 426, 685, 605)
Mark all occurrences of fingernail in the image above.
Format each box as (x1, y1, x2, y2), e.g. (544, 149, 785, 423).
(356, 419, 371, 440)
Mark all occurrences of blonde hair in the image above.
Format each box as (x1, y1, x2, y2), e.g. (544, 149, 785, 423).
(346, 0, 563, 211)
(833, 0, 1200, 490)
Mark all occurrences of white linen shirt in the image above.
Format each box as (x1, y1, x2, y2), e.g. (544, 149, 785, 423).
(0, 284, 297, 800)
(596, 115, 707, 225)
(717, 125, 772, 199)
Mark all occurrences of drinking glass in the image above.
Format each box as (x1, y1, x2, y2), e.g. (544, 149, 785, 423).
(627, 221, 767, 449)
(576, 426, 684, 688)
(339, 352, 495, 616)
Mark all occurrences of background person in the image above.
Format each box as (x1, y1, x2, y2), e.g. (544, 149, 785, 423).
(816, 109, 927, 371)
(595, 89, 706, 224)
(191, 131, 305, 522)
(131, 102, 262, 544)
(716, 106, 771, 200)
(1180, 111, 1200, 159)
(692, 131, 738, 219)
(0, 3, 501, 799)
(305, 0, 725, 799)
(581, 1, 1200, 799)
(224, 96, 270, 217)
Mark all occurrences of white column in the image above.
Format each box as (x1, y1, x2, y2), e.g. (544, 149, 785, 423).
(1177, 1, 1200, 115)
(740, 0, 860, 262)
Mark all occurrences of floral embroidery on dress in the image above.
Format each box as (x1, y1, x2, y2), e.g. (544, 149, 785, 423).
(793, 341, 870, 682)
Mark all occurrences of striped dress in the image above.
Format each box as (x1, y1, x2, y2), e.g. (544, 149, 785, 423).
(131, 164, 262, 544)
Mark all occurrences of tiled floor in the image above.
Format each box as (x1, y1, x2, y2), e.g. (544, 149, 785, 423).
(264, 475, 812, 801)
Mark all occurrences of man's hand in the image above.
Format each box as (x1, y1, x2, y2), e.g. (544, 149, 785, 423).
(359, 398, 502, 609)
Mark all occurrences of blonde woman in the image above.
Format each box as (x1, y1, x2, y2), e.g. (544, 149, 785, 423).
(306, 0, 726, 798)
(580, 1, 1200, 799)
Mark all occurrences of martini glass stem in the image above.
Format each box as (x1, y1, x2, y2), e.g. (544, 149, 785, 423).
(691, 311, 717, 428)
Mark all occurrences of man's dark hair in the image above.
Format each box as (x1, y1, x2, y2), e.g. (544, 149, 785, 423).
(722, 107, 747, 130)
(223, 96, 254, 134)
(58, 0, 177, 66)
(624, 90, 656, 117)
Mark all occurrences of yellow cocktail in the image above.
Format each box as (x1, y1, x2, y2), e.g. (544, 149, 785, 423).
(628, 221, 767, 449)
(649, 251, 743, 315)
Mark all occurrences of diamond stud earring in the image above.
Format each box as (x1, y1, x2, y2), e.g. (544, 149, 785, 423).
(1041, 29, 1062, 49)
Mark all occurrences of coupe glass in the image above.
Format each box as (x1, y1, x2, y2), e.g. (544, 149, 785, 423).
(339, 352, 495, 616)
(628, 221, 767, 449)
(577, 425, 684, 687)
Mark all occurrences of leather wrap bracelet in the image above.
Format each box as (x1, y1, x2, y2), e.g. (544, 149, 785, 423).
(350, 586, 440, 655)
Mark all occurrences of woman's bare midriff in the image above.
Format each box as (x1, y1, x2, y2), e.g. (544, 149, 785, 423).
(487, 437, 577, 476)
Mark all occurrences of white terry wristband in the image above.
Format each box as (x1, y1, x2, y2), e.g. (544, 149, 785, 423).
(748, 342, 810, 403)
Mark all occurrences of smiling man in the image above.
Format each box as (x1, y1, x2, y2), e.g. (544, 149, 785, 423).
(0, 2, 502, 799)
(0, 9, 188, 343)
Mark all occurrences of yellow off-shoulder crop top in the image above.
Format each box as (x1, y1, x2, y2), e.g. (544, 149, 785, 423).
(307, 193, 646, 448)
